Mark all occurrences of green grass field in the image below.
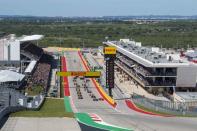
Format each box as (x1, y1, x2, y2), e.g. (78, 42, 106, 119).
(25, 86, 44, 96)
(1, 20, 197, 48)
(11, 98, 74, 117)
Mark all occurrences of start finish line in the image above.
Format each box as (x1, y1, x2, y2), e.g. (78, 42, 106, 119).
(56, 71, 101, 78)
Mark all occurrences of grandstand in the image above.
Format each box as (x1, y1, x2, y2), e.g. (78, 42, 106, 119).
(24, 60, 37, 74)
(20, 42, 43, 61)
(20, 41, 51, 92)
(26, 53, 52, 91)
(104, 39, 197, 100)
(0, 34, 51, 89)
(0, 92, 9, 109)
(0, 34, 51, 122)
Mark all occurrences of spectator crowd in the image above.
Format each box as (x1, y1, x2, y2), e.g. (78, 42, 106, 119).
(26, 53, 52, 91)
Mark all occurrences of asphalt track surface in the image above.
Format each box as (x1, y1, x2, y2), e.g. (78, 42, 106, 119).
(65, 51, 197, 131)
(1, 117, 80, 131)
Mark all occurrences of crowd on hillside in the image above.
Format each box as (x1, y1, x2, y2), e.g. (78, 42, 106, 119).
(26, 53, 52, 91)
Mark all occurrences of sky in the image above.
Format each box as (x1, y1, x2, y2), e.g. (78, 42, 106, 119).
(0, 0, 197, 17)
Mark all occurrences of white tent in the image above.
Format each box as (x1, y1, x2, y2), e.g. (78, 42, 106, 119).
(0, 70, 25, 82)
(19, 35, 44, 42)
(25, 60, 37, 73)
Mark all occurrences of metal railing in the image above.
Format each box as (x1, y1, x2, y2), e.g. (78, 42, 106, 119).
(132, 93, 197, 116)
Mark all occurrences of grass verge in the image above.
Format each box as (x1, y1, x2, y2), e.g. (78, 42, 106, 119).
(10, 98, 74, 117)
(25, 86, 44, 96)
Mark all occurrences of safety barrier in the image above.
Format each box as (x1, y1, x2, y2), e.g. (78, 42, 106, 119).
(132, 93, 197, 116)
(125, 100, 173, 117)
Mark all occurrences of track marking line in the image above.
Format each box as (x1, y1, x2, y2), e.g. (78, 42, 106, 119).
(125, 100, 174, 117)
(88, 113, 103, 123)
(69, 96, 78, 113)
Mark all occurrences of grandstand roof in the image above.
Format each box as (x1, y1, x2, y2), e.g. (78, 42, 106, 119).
(25, 60, 37, 73)
(19, 35, 44, 42)
(104, 41, 193, 67)
(20, 42, 43, 60)
(0, 70, 25, 82)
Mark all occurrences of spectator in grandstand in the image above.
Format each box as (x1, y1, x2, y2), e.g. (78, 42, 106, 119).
(26, 53, 52, 92)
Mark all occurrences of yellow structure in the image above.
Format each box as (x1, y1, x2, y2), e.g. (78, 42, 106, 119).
(57, 71, 101, 77)
(58, 47, 81, 52)
(104, 46, 116, 55)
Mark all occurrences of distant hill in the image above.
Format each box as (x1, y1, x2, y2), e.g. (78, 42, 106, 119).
(0, 15, 197, 22)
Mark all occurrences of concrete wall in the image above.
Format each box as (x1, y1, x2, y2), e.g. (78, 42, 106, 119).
(0, 39, 20, 62)
(0, 39, 4, 60)
(10, 40, 20, 61)
(176, 66, 197, 87)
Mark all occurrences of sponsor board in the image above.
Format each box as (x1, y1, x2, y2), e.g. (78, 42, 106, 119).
(104, 46, 116, 55)
(57, 71, 101, 77)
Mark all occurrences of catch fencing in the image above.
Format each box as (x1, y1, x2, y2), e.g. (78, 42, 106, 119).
(132, 93, 197, 116)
